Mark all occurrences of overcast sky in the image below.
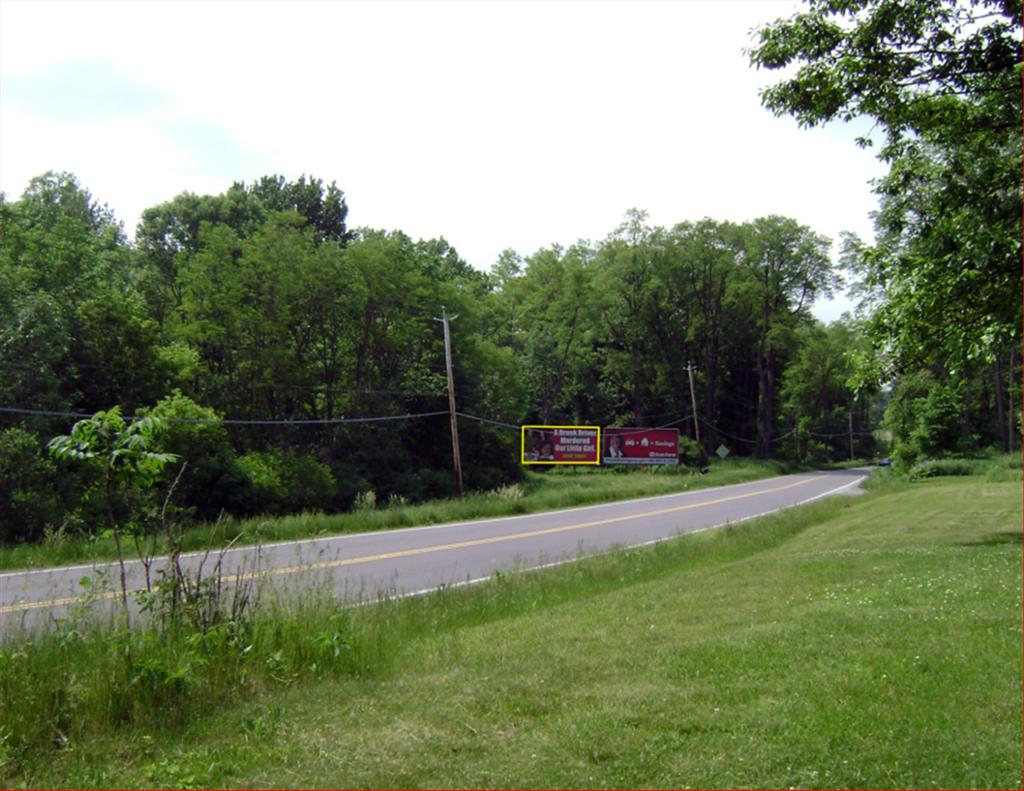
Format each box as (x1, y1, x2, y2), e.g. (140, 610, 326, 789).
(0, 0, 884, 320)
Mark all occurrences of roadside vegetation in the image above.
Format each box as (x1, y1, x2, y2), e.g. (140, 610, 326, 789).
(1, 461, 1019, 788)
(0, 455, 791, 572)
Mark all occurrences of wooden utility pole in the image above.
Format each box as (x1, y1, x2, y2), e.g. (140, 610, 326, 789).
(848, 408, 854, 461)
(436, 308, 463, 498)
(685, 362, 705, 468)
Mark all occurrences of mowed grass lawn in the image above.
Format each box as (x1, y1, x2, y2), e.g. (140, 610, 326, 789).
(12, 475, 1022, 789)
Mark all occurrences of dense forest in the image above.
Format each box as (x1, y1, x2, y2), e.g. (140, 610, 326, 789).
(1, 0, 1019, 545)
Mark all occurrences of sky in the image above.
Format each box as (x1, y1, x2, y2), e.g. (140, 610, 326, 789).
(0, 0, 885, 321)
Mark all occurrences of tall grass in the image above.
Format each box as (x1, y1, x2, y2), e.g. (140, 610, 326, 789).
(0, 476, 832, 782)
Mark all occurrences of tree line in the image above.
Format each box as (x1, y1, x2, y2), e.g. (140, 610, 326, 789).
(1, 0, 1019, 545)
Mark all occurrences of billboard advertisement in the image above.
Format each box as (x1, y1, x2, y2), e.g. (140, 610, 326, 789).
(521, 425, 601, 465)
(603, 427, 679, 465)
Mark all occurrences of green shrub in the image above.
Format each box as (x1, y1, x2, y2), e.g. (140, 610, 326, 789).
(909, 459, 975, 480)
(139, 391, 253, 520)
(0, 427, 62, 543)
(891, 440, 921, 471)
(237, 450, 335, 515)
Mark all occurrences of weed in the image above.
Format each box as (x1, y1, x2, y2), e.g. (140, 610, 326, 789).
(354, 490, 377, 511)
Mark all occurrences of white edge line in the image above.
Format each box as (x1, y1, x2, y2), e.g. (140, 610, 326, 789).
(367, 474, 870, 604)
(0, 471, 866, 581)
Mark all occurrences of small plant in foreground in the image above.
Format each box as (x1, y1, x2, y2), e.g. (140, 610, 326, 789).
(48, 407, 177, 611)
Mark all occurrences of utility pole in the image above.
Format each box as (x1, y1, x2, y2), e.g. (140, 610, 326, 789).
(685, 362, 705, 469)
(435, 307, 463, 498)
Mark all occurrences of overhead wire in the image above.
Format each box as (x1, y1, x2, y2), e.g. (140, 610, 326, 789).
(2, 405, 872, 445)
(0, 405, 449, 426)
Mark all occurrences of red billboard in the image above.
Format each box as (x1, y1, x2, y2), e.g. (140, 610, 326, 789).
(603, 427, 679, 465)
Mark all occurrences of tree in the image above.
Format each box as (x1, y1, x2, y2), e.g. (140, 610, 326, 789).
(660, 219, 747, 448)
(510, 243, 595, 424)
(749, 0, 1020, 158)
(0, 427, 62, 543)
(592, 209, 663, 426)
(48, 408, 176, 608)
(780, 320, 873, 463)
(750, 0, 1022, 373)
(738, 216, 836, 456)
(883, 369, 970, 466)
(0, 172, 144, 426)
(137, 174, 353, 321)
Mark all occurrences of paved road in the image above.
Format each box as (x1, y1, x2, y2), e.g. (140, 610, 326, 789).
(0, 468, 868, 631)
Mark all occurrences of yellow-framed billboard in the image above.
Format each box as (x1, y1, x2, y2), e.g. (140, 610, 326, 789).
(521, 425, 601, 465)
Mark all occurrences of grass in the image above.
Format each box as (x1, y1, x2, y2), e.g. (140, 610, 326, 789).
(2, 465, 1020, 788)
(0, 457, 792, 572)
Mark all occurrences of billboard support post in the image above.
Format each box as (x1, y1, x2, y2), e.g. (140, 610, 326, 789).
(436, 307, 463, 498)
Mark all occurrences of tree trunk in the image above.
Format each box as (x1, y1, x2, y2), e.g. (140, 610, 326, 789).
(1009, 344, 1017, 453)
(756, 345, 775, 458)
(703, 336, 720, 451)
(993, 356, 1009, 452)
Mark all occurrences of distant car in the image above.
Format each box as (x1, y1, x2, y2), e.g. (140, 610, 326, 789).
(878, 457, 892, 467)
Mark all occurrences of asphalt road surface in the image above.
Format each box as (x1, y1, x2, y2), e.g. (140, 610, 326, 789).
(1, 468, 868, 632)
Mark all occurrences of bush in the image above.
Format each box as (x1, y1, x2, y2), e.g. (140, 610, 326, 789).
(909, 459, 975, 480)
(236, 450, 335, 515)
(139, 391, 251, 520)
(0, 427, 63, 543)
(891, 440, 921, 471)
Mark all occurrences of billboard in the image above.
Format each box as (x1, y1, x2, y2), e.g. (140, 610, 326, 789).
(521, 425, 601, 465)
(603, 427, 680, 465)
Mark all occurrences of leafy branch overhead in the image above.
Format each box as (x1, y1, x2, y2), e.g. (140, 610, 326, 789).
(750, 0, 1022, 375)
(749, 0, 1022, 156)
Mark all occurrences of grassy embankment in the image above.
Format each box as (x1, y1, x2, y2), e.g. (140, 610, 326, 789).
(0, 458, 791, 572)
(1, 455, 1019, 787)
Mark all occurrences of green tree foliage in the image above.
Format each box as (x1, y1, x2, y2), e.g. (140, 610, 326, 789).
(48, 408, 177, 603)
(0, 427, 63, 543)
(18, 165, 1004, 547)
(236, 450, 336, 515)
(737, 216, 836, 457)
(138, 391, 250, 520)
(780, 321, 876, 463)
(883, 369, 969, 467)
(592, 210, 664, 426)
(750, 0, 1022, 375)
(659, 219, 747, 450)
(136, 174, 352, 321)
(499, 242, 595, 424)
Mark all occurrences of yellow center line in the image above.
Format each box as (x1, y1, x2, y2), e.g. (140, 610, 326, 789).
(1, 476, 821, 615)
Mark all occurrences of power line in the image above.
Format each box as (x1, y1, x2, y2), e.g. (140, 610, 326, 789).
(456, 412, 520, 431)
(804, 428, 875, 438)
(2, 404, 874, 444)
(0, 405, 449, 426)
(699, 417, 759, 445)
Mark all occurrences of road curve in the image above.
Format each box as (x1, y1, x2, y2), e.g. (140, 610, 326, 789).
(1, 468, 868, 631)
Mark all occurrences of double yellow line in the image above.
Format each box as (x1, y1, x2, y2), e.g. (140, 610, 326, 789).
(1, 476, 820, 615)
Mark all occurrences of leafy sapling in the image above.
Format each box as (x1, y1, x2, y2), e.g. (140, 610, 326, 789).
(48, 407, 178, 614)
